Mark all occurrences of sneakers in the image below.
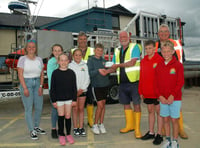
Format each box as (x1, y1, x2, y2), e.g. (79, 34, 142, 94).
(34, 127, 46, 135)
(153, 134, 163, 145)
(51, 129, 58, 139)
(171, 140, 180, 148)
(59, 136, 66, 146)
(79, 128, 86, 136)
(98, 124, 106, 134)
(66, 135, 75, 144)
(141, 131, 155, 140)
(73, 128, 80, 136)
(30, 130, 38, 140)
(92, 124, 100, 134)
(161, 139, 171, 148)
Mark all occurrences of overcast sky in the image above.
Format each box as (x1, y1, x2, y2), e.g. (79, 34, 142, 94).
(0, 0, 200, 60)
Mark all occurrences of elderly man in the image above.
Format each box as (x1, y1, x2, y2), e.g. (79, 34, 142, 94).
(106, 31, 142, 138)
(156, 24, 188, 139)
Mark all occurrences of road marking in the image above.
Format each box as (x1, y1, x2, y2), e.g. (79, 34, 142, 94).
(0, 113, 24, 132)
(87, 126, 95, 148)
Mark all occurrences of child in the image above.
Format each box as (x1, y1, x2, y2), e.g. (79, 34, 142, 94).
(87, 43, 110, 134)
(47, 44, 63, 139)
(139, 40, 163, 145)
(68, 49, 90, 136)
(50, 53, 77, 145)
(155, 40, 184, 148)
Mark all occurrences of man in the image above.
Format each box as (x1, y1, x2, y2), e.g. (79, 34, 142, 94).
(70, 32, 94, 130)
(156, 24, 188, 139)
(106, 31, 142, 138)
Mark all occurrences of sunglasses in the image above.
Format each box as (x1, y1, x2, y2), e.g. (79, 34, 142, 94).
(27, 39, 36, 43)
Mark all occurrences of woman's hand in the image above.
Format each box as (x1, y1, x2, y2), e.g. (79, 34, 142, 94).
(52, 102, 57, 109)
(71, 101, 77, 107)
(38, 87, 43, 96)
(24, 88, 29, 97)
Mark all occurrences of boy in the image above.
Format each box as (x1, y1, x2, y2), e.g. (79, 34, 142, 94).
(139, 40, 163, 145)
(155, 40, 184, 148)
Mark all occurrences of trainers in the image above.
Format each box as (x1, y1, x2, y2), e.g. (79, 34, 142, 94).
(171, 140, 179, 148)
(141, 131, 155, 140)
(73, 128, 80, 136)
(30, 130, 38, 140)
(161, 139, 171, 148)
(34, 127, 46, 135)
(153, 134, 163, 145)
(66, 135, 75, 144)
(51, 129, 58, 139)
(99, 124, 107, 134)
(92, 124, 100, 134)
(79, 128, 86, 136)
(59, 136, 66, 146)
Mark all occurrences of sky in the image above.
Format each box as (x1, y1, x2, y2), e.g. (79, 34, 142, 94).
(0, 0, 200, 60)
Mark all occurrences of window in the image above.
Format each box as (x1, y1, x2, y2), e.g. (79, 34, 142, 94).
(112, 16, 120, 29)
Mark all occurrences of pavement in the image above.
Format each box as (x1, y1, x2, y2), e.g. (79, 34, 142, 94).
(0, 87, 199, 148)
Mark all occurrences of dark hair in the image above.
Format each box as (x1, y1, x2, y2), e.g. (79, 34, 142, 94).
(72, 48, 82, 56)
(95, 43, 104, 50)
(49, 44, 64, 58)
(144, 40, 155, 47)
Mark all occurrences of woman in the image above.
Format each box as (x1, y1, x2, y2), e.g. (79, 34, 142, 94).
(17, 40, 46, 140)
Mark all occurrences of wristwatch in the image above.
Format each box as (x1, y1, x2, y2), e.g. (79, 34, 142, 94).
(39, 84, 43, 88)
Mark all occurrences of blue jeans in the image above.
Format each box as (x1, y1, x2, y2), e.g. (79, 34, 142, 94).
(49, 97, 58, 128)
(20, 77, 43, 132)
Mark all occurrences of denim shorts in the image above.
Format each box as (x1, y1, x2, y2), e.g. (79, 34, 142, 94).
(119, 82, 140, 105)
(160, 101, 181, 118)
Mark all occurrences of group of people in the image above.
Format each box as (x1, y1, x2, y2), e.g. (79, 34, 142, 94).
(17, 24, 188, 148)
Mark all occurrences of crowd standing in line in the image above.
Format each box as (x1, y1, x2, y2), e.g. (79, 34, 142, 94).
(87, 43, 110, 134)
(155, 40, 184, 148)
(50, 53, 77, 145)
(156, 24, 188, 139)
(68, 49, 90, 137)
(47, 44, 63, 139)
(17, 40, 46, 140)
(139, 40, 163, 145)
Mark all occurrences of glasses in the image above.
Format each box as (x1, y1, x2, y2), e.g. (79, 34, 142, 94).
(27, 39, 36, 43)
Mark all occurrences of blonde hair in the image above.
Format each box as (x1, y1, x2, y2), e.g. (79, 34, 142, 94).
(58, 53, 68, 61)
(161, 40, 174, 50)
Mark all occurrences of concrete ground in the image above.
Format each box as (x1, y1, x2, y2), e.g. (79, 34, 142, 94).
(0, 87, 199, 148)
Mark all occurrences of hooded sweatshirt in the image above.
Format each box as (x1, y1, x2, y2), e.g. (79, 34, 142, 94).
(69, 60, 90, 92)
(155, 56, 184, 101)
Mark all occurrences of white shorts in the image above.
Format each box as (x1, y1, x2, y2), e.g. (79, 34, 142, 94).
(57, 100, 72, 106)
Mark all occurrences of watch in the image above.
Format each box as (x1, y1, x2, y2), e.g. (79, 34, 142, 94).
(39, 84, 43, 88)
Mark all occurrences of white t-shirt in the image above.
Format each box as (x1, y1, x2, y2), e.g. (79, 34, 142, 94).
(17, 56, 44, 78)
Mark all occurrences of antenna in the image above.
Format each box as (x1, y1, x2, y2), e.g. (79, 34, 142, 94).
(94, 0, 98, 7)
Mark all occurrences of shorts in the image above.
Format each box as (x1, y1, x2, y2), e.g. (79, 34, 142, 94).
(160, 101, 181, 118)
(86, 84, 94, 104)
(79, 92, 87, 97)
(119, 82, 140, 105)
(57, 100, 72, 106)
(92, 86, 108, 102)
(143, 98, 159, 105)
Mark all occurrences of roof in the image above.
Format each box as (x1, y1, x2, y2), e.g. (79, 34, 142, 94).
(107, 4, 135, 16)
(0, 13, 60, 29)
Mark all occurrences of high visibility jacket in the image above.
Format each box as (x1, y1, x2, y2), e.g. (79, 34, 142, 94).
(114, 43, 140, 83)
(71, 47, 94, 63)
(155, 39, 183, 63)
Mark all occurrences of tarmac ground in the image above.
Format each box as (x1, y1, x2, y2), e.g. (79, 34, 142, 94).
(0, 87, 199, 148)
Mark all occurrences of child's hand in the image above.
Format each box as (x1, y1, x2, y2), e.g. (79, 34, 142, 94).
(167, 95, 174, 104)
(52, 102, 57, 108)
(140, 95, 144, 100)
(77, 89, 83, 96)
(72, 101, 77, 107)
(159, 96, 168, 104)
(99, 69, 107, 76)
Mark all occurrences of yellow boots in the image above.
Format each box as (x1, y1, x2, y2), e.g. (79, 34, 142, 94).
(179, 112, 188, 139)
(120, 110, 135, 133)
(120, 110, 142, 138)
(87, 105, 94, 128)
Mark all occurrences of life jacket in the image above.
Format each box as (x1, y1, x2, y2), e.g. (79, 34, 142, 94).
(155, 39, 183, 63)
(71, 47, 94, 63)
(114, 43, 140, 83)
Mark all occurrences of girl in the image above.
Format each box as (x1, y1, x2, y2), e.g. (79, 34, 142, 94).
(47, 44, 63, 139)
(69, 49, 90, 137)
(17, 40, 46, 140)
(87, 43, 110, 134)
(50, 53, 77, 145)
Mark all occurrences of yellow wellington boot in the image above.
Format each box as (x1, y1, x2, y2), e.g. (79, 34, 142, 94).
(179, 112, 188, 139)
(120, 110, 135, 133)
(134, 112, 142, 139)
(87, 105, 94, 128)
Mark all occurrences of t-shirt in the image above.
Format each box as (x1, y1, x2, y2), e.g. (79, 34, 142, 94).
(17, 56, 44, 78)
